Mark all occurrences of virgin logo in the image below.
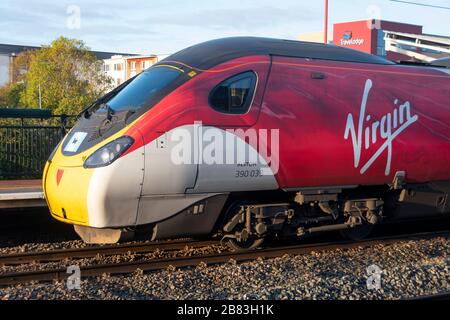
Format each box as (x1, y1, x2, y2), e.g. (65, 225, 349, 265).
(344, 79, 419, 176)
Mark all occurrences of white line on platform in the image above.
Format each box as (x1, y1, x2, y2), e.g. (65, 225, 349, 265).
(0, 192, 45, 201)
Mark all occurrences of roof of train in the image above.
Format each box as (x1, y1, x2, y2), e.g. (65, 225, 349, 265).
(163, 37, 395, 70)
(431, 57, 450, 68)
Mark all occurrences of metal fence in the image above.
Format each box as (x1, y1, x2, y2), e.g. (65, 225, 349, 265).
(0, 109, 74, 180)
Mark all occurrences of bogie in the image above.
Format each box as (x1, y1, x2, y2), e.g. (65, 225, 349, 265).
(218, 190, 386, 251)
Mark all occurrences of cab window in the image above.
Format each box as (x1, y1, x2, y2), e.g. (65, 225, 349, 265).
(209, 71, 257, 114)
(106, 65, 182, 112)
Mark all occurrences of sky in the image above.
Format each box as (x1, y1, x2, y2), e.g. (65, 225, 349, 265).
(0, 0, 449, 55)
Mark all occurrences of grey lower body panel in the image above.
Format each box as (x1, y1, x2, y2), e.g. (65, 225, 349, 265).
(151, 194, 229, 240)
(136, 193, 226, 225)
(393, 181, 450, 219)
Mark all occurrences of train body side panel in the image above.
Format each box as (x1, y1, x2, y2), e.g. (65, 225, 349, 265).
(261, 57, 450, 188)
(125, 55, 272, 152)
(128, 56, 276, 193)
(125, 55, 449, 192)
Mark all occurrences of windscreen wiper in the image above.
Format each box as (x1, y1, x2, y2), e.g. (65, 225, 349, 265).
(79, 74, 139, 120)
(104, 103, 115, 121)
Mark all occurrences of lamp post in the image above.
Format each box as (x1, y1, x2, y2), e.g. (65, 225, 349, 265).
(324, 0, 329, 44)
(38, 83, 42, 109)
(9, 53, 16, 84)
(37, 60, 49, 109)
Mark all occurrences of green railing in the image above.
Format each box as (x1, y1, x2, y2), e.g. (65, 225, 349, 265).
(0, 109, 75, 180)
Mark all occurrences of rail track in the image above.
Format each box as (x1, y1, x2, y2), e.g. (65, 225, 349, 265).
(0, 229, 448, 287)
(406, 291, 450, 301)
(0, 239, 220, 265)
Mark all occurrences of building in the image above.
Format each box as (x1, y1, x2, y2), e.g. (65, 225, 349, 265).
(0, 53, 12, 86)
(0, 44, 38, 87)
(333, 19, 450, 62)
(333, 20, 424, 61)
(156, 54, 171, 62)
(125, 55, 158, 79)
(383, 31, 450, 62)
(103, 55, 159, 87)
(103, 55, 127, 87)
(0, 43, 135, 87)
(298, 32, 325, 43)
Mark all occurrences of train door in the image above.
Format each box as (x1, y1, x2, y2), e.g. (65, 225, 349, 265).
(139, 127, 198, 195)
(189, 57, 279, 193)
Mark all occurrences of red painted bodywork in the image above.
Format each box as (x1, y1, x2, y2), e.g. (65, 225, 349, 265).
(56, 169, 64, 186)
(125, 55, 450, 189)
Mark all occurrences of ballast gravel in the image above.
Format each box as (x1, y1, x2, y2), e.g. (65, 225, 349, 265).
(0, 244, 228, 275)
(0, 240, 88, 255)
(0, 237, 448, 300)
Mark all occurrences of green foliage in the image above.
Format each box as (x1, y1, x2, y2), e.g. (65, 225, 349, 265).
(7, 83, 25, 108)
(11, 49, 35, 84)
(0, 83, 25, 108)
(0, 87, 7, 107)
(20, 36, 112, 114)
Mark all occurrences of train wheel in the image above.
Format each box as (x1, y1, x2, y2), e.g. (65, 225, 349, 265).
(340, 224, 374, 241)
(226, 236, 265, 252)
(222, 201, 265, 251)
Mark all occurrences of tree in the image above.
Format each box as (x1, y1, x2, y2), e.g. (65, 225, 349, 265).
(0, 83, 25, 108)
(10, 50, 35, 84)
(20, 37, 112, 114)
(0, 86, 7, 107)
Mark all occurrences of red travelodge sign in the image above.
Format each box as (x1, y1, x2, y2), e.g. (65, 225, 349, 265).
(340, 30, 365, 46)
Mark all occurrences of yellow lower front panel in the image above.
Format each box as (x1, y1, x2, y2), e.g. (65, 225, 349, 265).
(45, 162, 94, 226)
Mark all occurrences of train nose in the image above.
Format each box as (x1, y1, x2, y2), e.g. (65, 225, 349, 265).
(44, 160, 93, 225)
(44, 132, 145, 229)
(43, 137, 96, 225)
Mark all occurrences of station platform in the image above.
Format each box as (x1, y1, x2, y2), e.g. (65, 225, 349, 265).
(0, 180, 45, 209)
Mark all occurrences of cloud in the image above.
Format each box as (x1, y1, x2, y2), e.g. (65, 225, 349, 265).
(136, 5, 319, 30)
(3, 0, 447, 55)
(0, 0, 322, 53)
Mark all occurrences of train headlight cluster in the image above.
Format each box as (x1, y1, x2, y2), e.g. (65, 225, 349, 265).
(84, 136, 134, 168)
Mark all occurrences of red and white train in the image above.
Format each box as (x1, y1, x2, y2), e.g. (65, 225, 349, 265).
(43, 37, 450, 250)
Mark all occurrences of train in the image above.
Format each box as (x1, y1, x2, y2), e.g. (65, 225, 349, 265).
(43, 37, 450, 250)
(432, 57, 450, 68)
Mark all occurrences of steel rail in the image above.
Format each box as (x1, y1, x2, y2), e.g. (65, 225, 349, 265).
(0, 239, 220, 266)
(405, 291, 450, 301)
(0, 230, 448, 287)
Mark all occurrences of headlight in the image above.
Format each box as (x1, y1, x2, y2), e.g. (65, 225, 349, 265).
(84, 136, 134, 168)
